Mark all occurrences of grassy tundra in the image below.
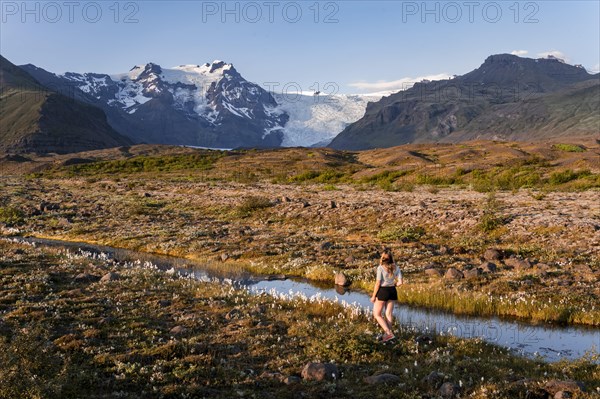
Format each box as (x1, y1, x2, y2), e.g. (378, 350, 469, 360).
(0, 140, 599, 327)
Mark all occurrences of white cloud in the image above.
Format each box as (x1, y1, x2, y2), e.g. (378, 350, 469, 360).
(589, 63, 600, 74)
(510, 50, 528, 56)
(537, 50, 569, 63)
(348, 73, 452, 95)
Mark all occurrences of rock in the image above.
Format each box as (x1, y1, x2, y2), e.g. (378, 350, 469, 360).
(480, 261, 497, 273)
(335, 285, 349, 295)
(74, 273, 100, 283)
(99, 316, 114, 325)
(280, 196, 291, 203)
(505, 256, 532, 270)
(265, 274, 286, 281)
(39, 201, 60, 212)
(281, 376, 301, 385)
(169, 325, 187, 335)
(334, 272, 350, 286)
(438, 245, 450, 255)
(363, 373, 401, 385)
(424, 268, 443, 277)
(444, 268, 463, 280)
(259, 371, 282, 380)
(484, 248, 502, 261)
(158, 299, 171, 307)
(251, 304, 266, 315)
(328, 200, 337, 209)
(100, 272, 119, 283)
(344, 255, 355, 264)
(554, 391, 572, 399)
(415, 334, 434, 345)
(220, 253, 229, 262)
(301, 362, 338, 381)
(464, 268, 482, 280)
(225, 308, 242, 320)
(543, 380, 585, 396)
(320, 241, 333, 251)
(536, 263, 550, 271)
(301, 201, 310, 208)
(422, 371, 445, 389)
(439, 382, 461, 398)
(143, 192, 152, 198)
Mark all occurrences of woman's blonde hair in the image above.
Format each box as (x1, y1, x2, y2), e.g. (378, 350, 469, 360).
(380, 249, 395, 274)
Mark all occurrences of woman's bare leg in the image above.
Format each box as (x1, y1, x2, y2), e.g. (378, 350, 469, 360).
(384, 301, 395, 332)
(373, 300, 391, 334)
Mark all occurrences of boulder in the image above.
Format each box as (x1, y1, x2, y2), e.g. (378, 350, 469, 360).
(464, 268, 482, 280)
(259, 371, 282, 380)
(74, 273, 100, 283)
(438, 245, 450, 255)
(363, 373, 401, 385)
(328, 200, 337, 209)
(220, 253, 229, 262)
(424, 268, 443, 277)
(484, 248, 502, 261)
(480, 261, 497, 273)
(444, 268, 463, 280)
(39, 202, 60, 212)
(265, 274, 286, 281)
(100, 272, 120, 283)
(543, 380, 585, 396)
(169, 325, 187, 335)
(320, 241, 333, 251)
(225, 308, 242, 320)
(415, 335, 434, 345)
(334, 272, 350, 286)
(554, 391, 572, 399)
(422, 371, 445, 389)
(157, 299, 171, 307)
(301, 362, 338, 381)
(281, 376, 301, 385)
(505, 256, 532, 270)
(335, 285, 349, 295)
(439, 382, 461, 398)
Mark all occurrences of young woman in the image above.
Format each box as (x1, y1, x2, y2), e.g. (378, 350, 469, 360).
(370, 249, 403, 342)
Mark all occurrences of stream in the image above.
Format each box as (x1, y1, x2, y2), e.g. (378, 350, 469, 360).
(14, 236, 600, 363)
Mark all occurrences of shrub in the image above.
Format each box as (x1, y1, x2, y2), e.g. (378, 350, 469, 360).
(62, 152, 224, 176)
(477, 192, 506, 232)
(289, 169, 347, 184)
(377, 225, 425, 242)
(415, 174, 458, 186)
(237, 196, 272, 216)
(552, 143, 586, 153)
(0, 206, 24, 226)
(549, 169, 591, 185)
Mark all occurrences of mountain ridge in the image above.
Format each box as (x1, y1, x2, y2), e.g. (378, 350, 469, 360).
(0, 55, 132, 155)
(329, 54, 600, 150)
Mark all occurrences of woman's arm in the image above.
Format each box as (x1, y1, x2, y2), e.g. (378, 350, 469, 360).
(395, 266, 404, 286)
(371, 280, 381, 302)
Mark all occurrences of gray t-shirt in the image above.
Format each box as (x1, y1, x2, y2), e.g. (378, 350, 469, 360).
(376, 264, 402, 287)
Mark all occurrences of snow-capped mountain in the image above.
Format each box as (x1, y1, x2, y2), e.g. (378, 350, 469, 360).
(21, 61, 378, 148)
(22, 61, 288, 148)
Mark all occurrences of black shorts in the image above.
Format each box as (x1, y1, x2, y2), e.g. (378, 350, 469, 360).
(376, 286, 398, 301)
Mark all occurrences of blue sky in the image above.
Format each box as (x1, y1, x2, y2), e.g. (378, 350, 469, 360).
(1, 0, 599, 94)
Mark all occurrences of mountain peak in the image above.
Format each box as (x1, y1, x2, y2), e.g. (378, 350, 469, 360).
(209, 60, 233, 73)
